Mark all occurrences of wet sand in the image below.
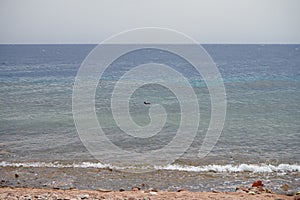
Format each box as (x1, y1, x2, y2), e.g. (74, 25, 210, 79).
(1, 165, 299, 199)
(1, 165, 299, 193)
(0, 187, 296, 200)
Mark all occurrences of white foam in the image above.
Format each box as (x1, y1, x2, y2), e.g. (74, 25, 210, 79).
(0, 161, 117, 170)
(0, 161, 299, 173)
(155, 163, 300, 173)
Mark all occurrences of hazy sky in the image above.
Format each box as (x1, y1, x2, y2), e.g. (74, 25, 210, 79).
(0, 0, 299, 44)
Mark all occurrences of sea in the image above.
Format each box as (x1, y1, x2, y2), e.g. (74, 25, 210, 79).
(0, 44, 299, 192)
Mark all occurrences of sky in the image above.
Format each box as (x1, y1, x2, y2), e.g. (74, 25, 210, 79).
(0, 0, 299, 44)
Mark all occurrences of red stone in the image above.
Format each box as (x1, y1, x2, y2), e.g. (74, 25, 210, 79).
(252, 180, 263, 187)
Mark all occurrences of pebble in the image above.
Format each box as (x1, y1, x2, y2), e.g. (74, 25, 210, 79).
(177, 189, 188, 192)
(266, 188, 273, 193)
(77, 194, 89, 199)
(96, 188, 111, 192)
(286, 190, 296, 196)
(294, 195, 300, 200)
(281, 184, 290, 191)
(235, 187, 248, 193)
(236, 189, 247, 194)
(149, 191, 157, 195)
(150, 188, 158, 192)
(252, 180, 263, 187)
(132, 187, 140, 191)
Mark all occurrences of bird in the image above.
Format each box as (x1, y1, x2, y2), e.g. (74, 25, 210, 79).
(144, 101, 151, 105)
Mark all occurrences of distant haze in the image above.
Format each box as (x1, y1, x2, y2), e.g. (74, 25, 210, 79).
(0, 0, 299, 44)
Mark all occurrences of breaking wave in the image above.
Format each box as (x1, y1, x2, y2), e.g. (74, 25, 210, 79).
(0, 161, 115, 169)
(155, 163, 300, 173)
(0, 161, 299, 173)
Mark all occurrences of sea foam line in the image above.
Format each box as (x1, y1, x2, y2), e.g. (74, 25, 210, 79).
(0, 161, 116, 169)
(0, 161, 299, 173)
(155, 163, 300, 173)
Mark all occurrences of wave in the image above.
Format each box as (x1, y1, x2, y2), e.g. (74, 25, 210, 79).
(0, 161, 299, 173)
(155, 163, 300, 173)
(0, 161, 115, 169)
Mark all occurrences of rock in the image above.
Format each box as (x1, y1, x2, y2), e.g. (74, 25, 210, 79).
(96, 188, 111, 192)
(77, 194, 89, 199)
(295, 195, 300, 200)
(0, 149, 8, 154)
(266, 188, 273, 193)
(281, 184, 290, 191)
(286, 190, 296, 196)
(132, 186, 140, 191)
(149, 191, 157, 195)
(177, 189, 188, 192)
(145, 188, 157, 193)
(128, 197, 137, 200)
(236, 189, 247, 194)
(252, 180, 263, 187)
(36, 194, 49, 200)
(249, 191, 256, 195)
(14, 174, 19, 178)
(150, 188, 158, 192)
(22, 195, 32, 200)
(257, 186, 265, 192)
(141, 183, 149, 188)
(236, 187, 249, 193)
(51, 194, 58, 200)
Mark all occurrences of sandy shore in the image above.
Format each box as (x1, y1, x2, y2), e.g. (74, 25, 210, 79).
(0, 187, 296, 200)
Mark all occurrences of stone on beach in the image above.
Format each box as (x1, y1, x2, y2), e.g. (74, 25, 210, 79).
(281, 183, 290, 191)
(177, 189, 189, 192)
(236, 180, 274, 195)
(132, 186, 140, 191)
(96, 188, 112, 192)
(252, 180, 263, 187)
(294, 194, 300, 200)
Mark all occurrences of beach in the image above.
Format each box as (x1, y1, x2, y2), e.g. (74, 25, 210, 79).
(0, 187, 296, 200)
(0, 164, 299, 199)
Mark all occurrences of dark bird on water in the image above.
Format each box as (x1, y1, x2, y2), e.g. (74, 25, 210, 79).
(144, 101, 151, 105)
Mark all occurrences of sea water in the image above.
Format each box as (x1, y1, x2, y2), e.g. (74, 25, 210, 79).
(0, 44, 299, 191)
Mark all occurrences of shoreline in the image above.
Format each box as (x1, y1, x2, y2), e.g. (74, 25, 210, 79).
(0, 187, 296, 200)
(1, 165, 299, 196)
